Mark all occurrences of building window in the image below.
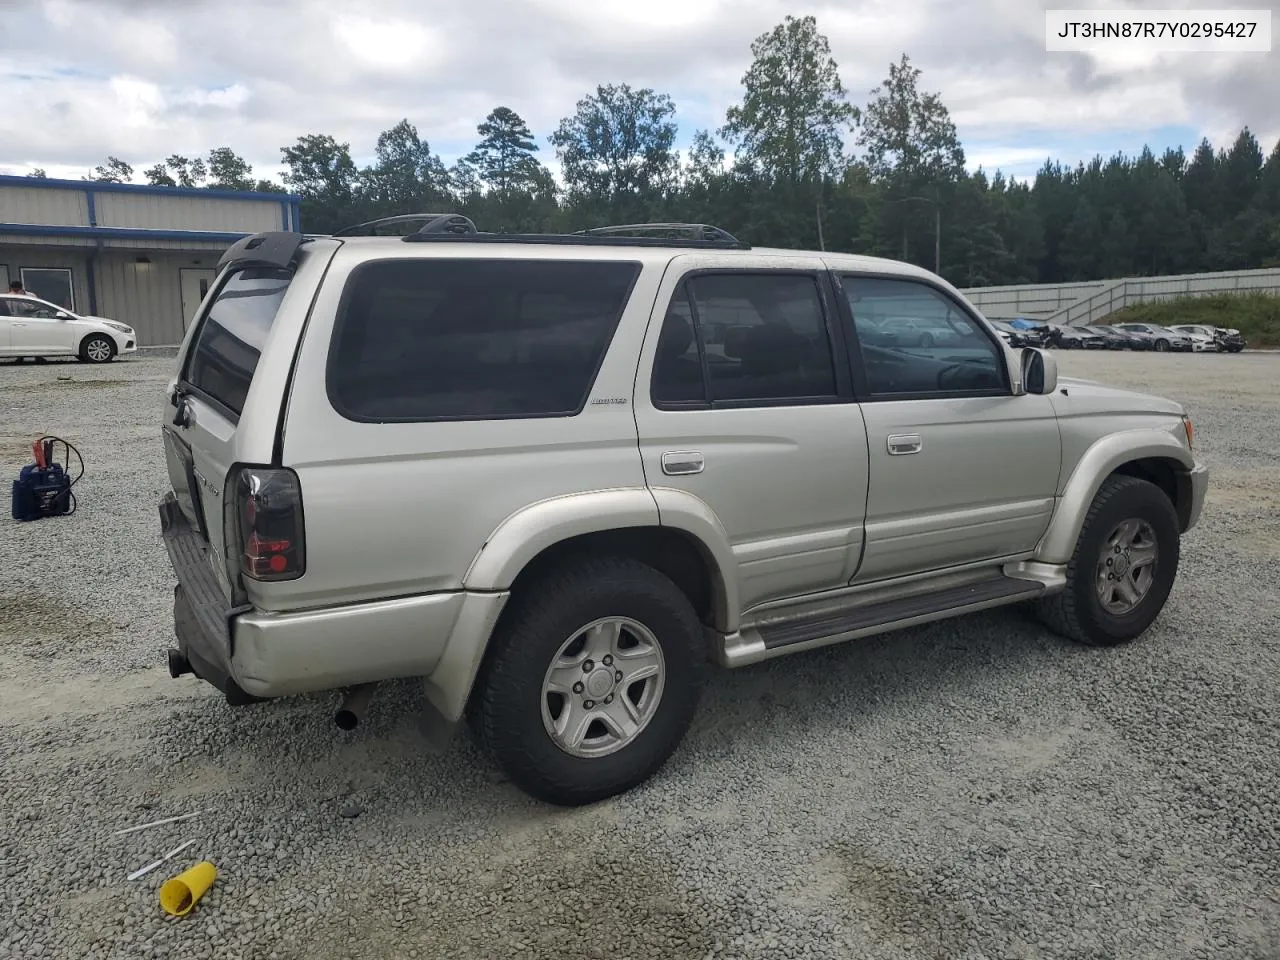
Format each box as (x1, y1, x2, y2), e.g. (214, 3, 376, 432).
(21, 268, 75, 311)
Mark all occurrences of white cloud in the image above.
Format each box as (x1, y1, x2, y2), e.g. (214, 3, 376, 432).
(0, 0, 1274, 182)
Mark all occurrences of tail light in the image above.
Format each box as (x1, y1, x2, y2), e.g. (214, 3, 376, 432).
(224, 466, 306, 584)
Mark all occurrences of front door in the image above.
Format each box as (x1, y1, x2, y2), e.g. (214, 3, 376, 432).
(6, 297, 76, 354)
(180, 269, 217, 332)
(834, 271, 1062, 583)
(634, 255, 870, 612)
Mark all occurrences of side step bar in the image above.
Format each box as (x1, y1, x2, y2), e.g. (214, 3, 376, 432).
(720, 572, 1050, 667)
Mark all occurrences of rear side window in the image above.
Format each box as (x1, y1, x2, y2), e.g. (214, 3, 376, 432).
(327, 258, 640, 422)
(184, 267, 292, 419)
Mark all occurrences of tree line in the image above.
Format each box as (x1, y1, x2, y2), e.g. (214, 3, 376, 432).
(33, 15, 1280, 288)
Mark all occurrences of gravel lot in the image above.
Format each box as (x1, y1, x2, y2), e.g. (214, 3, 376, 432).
(1, 350, 1278, 960)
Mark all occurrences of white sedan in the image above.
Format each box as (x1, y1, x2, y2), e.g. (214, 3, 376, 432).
(0, 294, 137, 363)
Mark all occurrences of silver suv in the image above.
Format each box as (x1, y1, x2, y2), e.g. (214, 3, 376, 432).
(159, 216, 1208, 806)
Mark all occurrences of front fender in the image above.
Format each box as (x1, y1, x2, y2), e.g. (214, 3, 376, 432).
(1035, 425, 1194, 564)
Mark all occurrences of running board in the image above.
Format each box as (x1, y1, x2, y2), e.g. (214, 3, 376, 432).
(719, 574, 1047, 667)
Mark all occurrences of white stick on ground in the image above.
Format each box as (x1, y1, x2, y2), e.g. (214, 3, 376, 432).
(128, 839, 198, 881)
(113, 810, 204, 837)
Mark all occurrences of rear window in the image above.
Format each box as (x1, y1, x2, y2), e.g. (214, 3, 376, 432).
(184, 267, 292, 418)
(327, 258, 640, 422)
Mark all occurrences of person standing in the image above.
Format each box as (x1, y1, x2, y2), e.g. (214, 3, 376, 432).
(8, 280, 32, 296)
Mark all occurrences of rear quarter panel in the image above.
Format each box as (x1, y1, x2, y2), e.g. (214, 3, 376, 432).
(272, 245, 666, 611)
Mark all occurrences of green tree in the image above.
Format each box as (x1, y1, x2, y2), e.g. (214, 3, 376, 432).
(280, 134, 361, 233)
(1218, 127, 1264, 218)
(858, 54, 963, 269)
(143, 163, 176, 186)
(206, 147, 255, 191)
(26, 168, 47, 179)
(1182, 138, 1219, 220)
(549, 83, 679, 222)
(361, 119, 450, 218)
(859, 53, 964, 185)
(87, 156, 133, 183)
(1058, 197, 1102, 280)
(720, 15, 857, 185)
(1099, 209, 1134, 277)
(465, 107, 545, 194)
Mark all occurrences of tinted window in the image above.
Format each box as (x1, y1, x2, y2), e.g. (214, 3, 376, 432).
(328, 258, 639, 422)
(652, 273, 837, 406)
(842, 277, 1006, 396)
(184, 267, 292, 418)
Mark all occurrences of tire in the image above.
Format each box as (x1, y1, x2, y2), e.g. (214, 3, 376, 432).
(1154, 339, 1170, 352)
(1035, 475, 1180, 647)
(471, 555, 705, 806)
(79, 334, 116, 364)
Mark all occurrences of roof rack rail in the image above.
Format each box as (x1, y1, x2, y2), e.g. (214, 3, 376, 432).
(575, 222, 746, 246)
(332, 213, 477, 238)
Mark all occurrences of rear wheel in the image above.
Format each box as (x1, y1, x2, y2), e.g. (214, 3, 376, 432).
(472, 555, 704, 806)
(1036, 475, 1180, 647)
(79, 334, 116, 363)
(1154, 339, 1170, 352)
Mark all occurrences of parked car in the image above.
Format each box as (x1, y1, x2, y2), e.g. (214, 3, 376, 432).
(1007, 318, 1049, 347)
(1082, 325, 1147, 350)
(990, 319, 1037, 348)
(0, 294, 137, 363)
(1111, 323, 1194, 352)
(1038, 323, 1108, 350)
(159, 217, 1208, 806)
(1169, 324, 1247, 353)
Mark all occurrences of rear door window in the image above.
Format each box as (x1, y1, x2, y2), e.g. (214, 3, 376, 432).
(183, 267, 292, 420)
(327, 258, 640, 422)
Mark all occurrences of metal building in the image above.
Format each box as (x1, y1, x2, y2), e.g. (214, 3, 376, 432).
(0, 175, 300, 346)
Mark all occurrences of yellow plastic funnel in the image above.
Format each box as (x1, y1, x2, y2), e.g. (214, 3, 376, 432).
(159, 861, 217, 917)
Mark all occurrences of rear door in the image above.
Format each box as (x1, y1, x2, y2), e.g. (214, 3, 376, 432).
(634, 254, 870, 611)
(162, 236, 338, 601)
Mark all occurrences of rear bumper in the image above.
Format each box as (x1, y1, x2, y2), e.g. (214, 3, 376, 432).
(159, 493, 508, 709)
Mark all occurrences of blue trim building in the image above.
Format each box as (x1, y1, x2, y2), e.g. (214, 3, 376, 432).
(0, 175, 301, 345)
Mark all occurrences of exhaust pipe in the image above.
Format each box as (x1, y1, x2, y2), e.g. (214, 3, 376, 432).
(167, 648, 193, 678)
(334, 683, 378, 731)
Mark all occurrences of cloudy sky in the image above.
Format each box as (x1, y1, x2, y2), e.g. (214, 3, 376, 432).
(1, 0, 1276, 186)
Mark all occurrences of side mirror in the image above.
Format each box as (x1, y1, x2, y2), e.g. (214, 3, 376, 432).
(1020, 347, 1058, 395)
(55, 311, 71, 321)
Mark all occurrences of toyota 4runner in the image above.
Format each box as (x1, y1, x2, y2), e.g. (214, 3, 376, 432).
(159, 216, 1208, 806)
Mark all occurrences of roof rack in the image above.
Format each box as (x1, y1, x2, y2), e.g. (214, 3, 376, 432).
(332, 213, 477, 238)
(401, 221, 750, 250)
(576, 222, 746, 246)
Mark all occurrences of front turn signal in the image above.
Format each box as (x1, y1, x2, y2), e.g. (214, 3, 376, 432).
(1182, 415, 1194, 451)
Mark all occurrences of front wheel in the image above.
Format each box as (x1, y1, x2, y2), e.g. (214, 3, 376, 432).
(1035, 475, 1180, 646)
(1154, 339, 1170, 352)
(471, 556, 704, 806)
(80, 334, 117, 363)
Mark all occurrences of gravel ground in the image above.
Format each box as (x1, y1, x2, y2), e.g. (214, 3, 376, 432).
(1, 351, 1278, 960)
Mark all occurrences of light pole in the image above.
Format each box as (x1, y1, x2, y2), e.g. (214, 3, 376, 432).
(885, 193, 941, 275)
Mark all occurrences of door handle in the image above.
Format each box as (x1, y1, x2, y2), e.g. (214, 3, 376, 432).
(887, 434, 923, 456)
(661, 451, 704, 476)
